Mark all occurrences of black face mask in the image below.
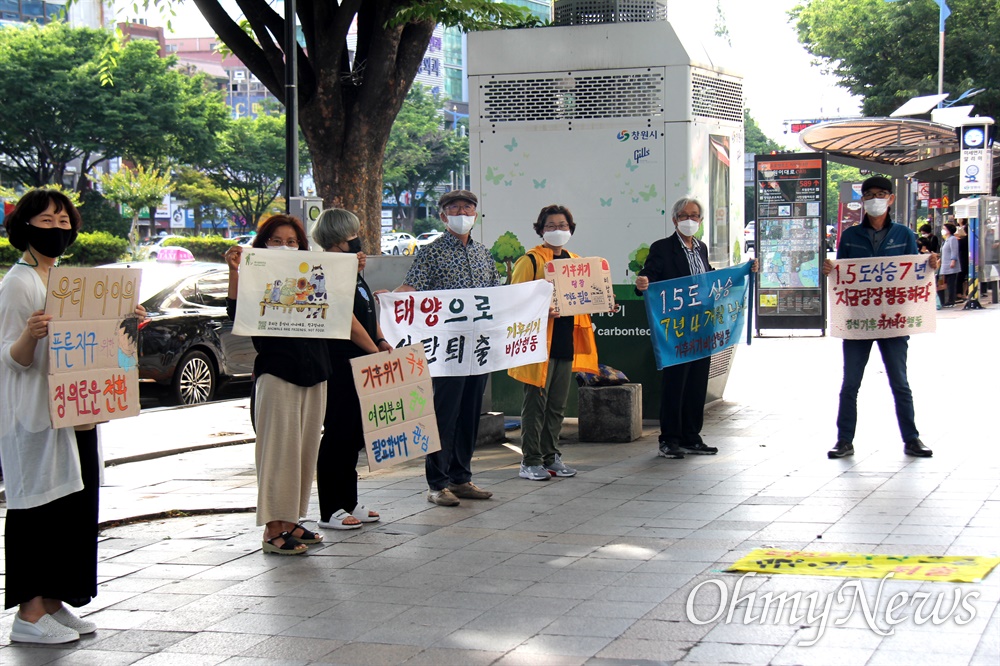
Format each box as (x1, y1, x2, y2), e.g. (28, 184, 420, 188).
(346, 238, 363, 254)
(27, 225, 77, 258)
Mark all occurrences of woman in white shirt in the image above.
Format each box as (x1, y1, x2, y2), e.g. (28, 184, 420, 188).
(0, 190, 144, 644)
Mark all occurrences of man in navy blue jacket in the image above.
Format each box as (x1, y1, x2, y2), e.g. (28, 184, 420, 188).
(821, 176, 939, 459)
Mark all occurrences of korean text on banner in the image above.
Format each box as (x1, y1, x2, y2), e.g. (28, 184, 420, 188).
(350, 344, 441, 471)
(44, 266, 142, 428)
(232, 249, 357, 339)
(544, 256, 615, 316)
(376, 281, 553, 377)
(827, 255, 936, 339)
(642, 263, 752, 370)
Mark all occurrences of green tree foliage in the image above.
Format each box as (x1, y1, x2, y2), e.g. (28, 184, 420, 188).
(0, 22, 229, 189)
(826, 161, 865, 225)
(172, 167, 231, 235)
(205, 115, 294, 232)
(490, 231, 526, 285)
(384, 84, 469, 232)
(78, 189, 132, 238)
(744, 110, 784, 223)
(100, 165, 172, 255)
(792, 0, 1000, 120)
(128, 0, 534, 252)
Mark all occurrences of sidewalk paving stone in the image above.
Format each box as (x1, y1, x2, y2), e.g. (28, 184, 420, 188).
(1, 306, 999, 664)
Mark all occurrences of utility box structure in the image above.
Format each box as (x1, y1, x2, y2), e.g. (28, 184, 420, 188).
(467, 7, 745, 418)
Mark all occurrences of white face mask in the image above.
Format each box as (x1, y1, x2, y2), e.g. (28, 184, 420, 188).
(677, 220, 700, 237)
(446, 214, 476, 235)
(864, 198, 889, 217)
(543, 229, 572, 248)
(269, 244, 298, 251)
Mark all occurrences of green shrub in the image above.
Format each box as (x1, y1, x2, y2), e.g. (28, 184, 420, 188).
(413, 218, 445, 236)
(62, 231, 129, 265)
(0, 237, 20, 265)
(0, 232, 128, 266)
(162, 235, 234, 262)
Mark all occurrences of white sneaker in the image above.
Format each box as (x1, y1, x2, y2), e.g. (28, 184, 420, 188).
(519, 463, 550, 481)
(10, 613, 80, 644)
(52, 607, 97, 635)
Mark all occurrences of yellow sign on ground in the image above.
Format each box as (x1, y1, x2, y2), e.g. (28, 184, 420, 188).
(727, 549, 1000, 583)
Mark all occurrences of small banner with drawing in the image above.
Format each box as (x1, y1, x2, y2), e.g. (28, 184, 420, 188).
(827, 255, 936, 339)
(544, 256, 615, 317)
(44, 266, 142, 428)
(350, 344, 441, 471)
(642, 262, 753, 370)
(232, 249, 357, 339)
(728, 548, 1000, 583)
(376, 281, 552, 377)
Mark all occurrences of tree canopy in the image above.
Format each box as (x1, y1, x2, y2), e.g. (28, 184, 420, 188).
(383, 84, 469, 232)
(0, 22, 229, 189)
(792, 0, 1000, 119)
(204, 114, 297, 232)
(173, 0, 534, 250)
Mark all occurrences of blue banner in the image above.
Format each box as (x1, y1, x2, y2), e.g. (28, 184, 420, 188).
(642, 263, 753, 370)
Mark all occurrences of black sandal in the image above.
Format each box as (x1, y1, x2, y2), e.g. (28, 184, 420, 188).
(290, 523, 324, 544)
(262, 531, 307, 555)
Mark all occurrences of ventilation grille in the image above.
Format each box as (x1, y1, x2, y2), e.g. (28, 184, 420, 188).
(708, 346, 734, 379)
(481, 71, 664, 123)
(691, 71, 743, 123)
(554, 0, 668, 25)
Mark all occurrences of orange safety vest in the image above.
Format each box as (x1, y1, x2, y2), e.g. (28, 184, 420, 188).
(507, 245, 601, 388)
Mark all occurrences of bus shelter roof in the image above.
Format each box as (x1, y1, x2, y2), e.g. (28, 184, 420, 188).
(798, 117, 999, 185)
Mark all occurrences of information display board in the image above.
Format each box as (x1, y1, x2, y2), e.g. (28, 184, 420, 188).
(754, 153, 827, 331)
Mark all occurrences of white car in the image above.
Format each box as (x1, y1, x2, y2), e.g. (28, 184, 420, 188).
(381, 232, 417, 255)
(743, 221, 756, 253)
(145, 235, 185, 260)
(414, 231, 442, 252)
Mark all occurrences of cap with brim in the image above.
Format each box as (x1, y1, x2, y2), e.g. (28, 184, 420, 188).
(861, 176, 893, 194)
(439, 190, 478, 209)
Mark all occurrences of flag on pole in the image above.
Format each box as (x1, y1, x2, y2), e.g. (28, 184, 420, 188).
(885, 0, 950, 32)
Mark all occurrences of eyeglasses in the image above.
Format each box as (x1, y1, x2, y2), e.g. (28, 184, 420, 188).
(445, 204, 477, 214)
(862, 191, 891, 200)
(676, 214, 702, 222)
(543, 224, 571, 231)
(266, 238, 299, 247)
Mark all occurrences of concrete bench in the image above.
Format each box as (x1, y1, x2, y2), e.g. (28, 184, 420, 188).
(578, 384, 643, 443)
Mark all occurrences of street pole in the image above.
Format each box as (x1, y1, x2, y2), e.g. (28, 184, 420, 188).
(284, 0, 299, 210)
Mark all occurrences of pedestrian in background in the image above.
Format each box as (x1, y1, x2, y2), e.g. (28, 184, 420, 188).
(955, 219, 970, 300)
(509, 204, 600, 481)
(225, 215, 329, 554)
(917, 223, 939, 255)
(940, 222, 962, 308)
(312, 208, 389, 529)
(823, 176, 938, 459)
(394, 190, 500, 506)
(1, 190, 144, 644)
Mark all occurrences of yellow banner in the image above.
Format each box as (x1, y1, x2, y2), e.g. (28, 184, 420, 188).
(727, 549, 1000, 583)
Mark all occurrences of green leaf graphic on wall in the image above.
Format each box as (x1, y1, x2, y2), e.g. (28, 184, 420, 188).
(491, 231, 525, 285)
(628, 243, 651, 281)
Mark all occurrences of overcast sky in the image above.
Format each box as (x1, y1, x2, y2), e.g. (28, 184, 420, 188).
(118, 0, 861, 149)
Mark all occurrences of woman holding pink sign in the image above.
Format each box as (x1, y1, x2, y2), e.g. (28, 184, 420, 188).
(508, 204, 600, 481)
(0, 190, 143, 644)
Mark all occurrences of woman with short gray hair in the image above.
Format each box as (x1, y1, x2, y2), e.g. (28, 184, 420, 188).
(313, 209, 392, 530)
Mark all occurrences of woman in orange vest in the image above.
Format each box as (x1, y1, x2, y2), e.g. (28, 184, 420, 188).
(508, 204, 600, 481)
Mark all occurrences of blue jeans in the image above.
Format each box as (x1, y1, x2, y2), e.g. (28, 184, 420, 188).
(837, 337, 919, 444)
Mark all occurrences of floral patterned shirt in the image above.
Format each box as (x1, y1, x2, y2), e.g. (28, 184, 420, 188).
(403, 231, 500, 291)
